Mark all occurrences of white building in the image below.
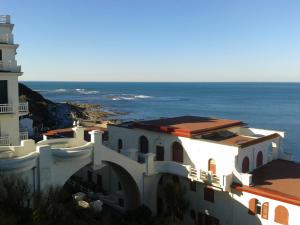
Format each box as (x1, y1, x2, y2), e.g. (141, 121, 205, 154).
(0, 15, 29, 146)
(0, 15, 299, 225)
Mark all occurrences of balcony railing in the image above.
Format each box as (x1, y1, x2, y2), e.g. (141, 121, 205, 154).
(19, 102, 29, 113)
(188, 167, 222, 188)
(0, 104, 13, 113)
(20, 131, 29, 141)
(0, 15, 10, 24)
(0, 135, 10, 146)
(0, 61, 21, 73)
(0, 34, 9, 44)
(0, 102, 28, 114)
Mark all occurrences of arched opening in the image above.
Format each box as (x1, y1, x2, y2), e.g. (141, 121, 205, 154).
(172, 142, 183, 163)
(256, 151, 263, 168)
(208, 159, 216, 174)
(275, 205, 289, 224)
(242, 156, 250, 173)
(139, 136, 149, 154)
(118, 139, 123, 153)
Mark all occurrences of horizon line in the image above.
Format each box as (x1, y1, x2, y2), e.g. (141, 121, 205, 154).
(20, 80, 300, 84)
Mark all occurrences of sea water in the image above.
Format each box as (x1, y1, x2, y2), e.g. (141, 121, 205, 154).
(23, 82, 300, 156)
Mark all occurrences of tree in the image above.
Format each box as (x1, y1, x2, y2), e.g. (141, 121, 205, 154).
(0, 174, 32, 225)
(163, 181, 189, 224)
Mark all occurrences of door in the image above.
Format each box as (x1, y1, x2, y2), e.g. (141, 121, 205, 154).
(156, 146, 164, 161)
(0, 80, 8, 104)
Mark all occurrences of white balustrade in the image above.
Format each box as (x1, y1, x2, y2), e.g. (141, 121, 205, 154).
(19, 102, 29, 113)
(0, 34, 9, 44)
(0, 61, 21, 73)
(0, 15, 10, 24)
(0, 104, 13, 113)
(0, 135, 10, 146)
(19, 131, 29, 141)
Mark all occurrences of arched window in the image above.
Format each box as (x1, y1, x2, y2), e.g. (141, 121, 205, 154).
(275, 205, 288, 224)
(172, 142, 183, 163)
(256, 151, 263, 168)
(208, 159, 216, 174)
(139, 136, 149, 153)
(242, 156, 250, 173)
(118, 139, 123, 152)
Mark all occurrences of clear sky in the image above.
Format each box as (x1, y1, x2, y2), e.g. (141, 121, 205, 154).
(2, 0, 300, 82)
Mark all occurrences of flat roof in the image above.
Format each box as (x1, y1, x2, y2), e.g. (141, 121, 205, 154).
(233, 160, 300, 206)
(131, 116, 245, 138)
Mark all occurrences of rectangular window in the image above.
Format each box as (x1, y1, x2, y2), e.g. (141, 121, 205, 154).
(204, 187, 214, 202)
(156, 146, 164, 161)
(87, 171, 92, 182)
(190, 181, 196, 192)
(0, 49, 2, 61)
(0, 80, 8, 104)
(97, 174, 102, 186)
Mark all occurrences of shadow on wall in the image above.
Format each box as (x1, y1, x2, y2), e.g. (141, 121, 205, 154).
(108, 162, 141, 210)
(156, 174, 264, 225)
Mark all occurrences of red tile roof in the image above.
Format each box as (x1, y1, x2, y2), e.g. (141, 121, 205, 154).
(132, 116, 245, 138)
(233, 160, 300, 206)
(44, 126, 106, 136)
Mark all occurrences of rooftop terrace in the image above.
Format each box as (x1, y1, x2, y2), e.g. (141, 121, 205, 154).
(130, 116, 245, 138)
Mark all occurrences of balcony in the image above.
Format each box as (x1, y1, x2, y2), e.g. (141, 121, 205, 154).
(19, 102, 29, 114)
(0, 102, 29, 114)
(0, 34, 10, 44)
(0, 104, 13, 113)
(0, 15, 10, 24)
(0, 61, 21, 73)
(20, 131, 29, 141)
(0, 135, 9, 146)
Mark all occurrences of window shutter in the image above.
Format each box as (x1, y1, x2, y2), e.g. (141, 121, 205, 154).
(275, 205, 289, 224)
(248, 198, 257, 215)
(261, 202, 269, 219)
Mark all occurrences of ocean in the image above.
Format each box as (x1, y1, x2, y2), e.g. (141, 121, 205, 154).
(23, 82, 300, 156)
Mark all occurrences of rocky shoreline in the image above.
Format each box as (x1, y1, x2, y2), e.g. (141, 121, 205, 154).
(19, 83, 124, 130)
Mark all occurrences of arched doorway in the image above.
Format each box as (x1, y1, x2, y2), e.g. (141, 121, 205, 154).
(242, 156, 250, 173)
(275, 205, 289, 224)
(172, 142, 183, 163)
(256, 151, 263, 168)
(208, 159, 216, 174)
(139, 136, 149, 154)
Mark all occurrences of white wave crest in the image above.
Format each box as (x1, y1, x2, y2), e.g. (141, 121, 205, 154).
(111, 94, 153, 101)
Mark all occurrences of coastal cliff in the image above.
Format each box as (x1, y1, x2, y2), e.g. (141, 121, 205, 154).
(18, 83, 114, 130)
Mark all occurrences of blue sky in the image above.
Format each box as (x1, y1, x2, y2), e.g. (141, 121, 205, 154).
(2, 0, 300, 82)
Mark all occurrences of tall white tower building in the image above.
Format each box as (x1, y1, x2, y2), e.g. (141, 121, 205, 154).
(0, 15, 28, 146)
